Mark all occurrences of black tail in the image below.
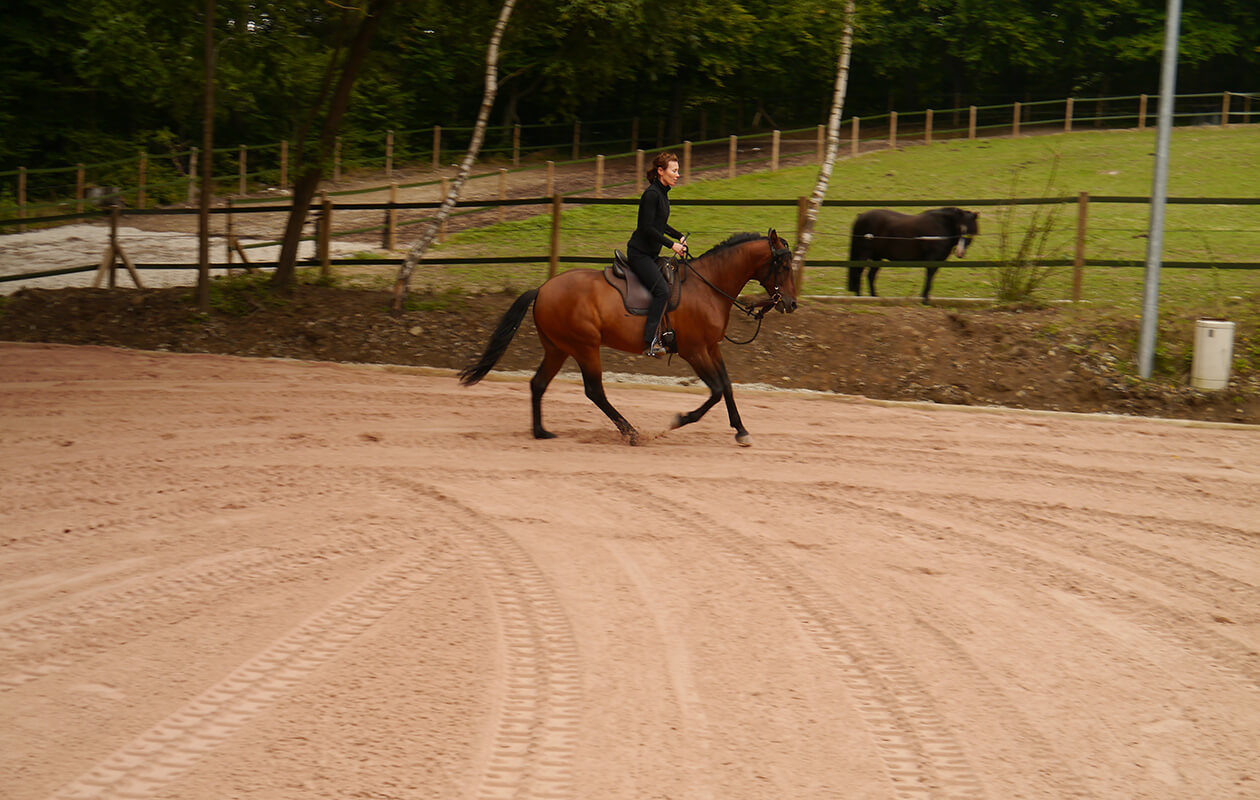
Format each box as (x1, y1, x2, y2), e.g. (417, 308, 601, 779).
(458, 289, 539, 386)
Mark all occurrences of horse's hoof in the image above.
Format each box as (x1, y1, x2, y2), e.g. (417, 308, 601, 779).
(735, 432, 753, 447)
(533, 429, 557, 440)
(625, 430, 641, 446)
(669, 413, 685, 430)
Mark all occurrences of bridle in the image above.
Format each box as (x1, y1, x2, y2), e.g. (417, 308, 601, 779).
(679, 236, 793, 344)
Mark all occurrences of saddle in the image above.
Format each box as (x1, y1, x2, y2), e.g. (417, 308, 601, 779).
(604, 250, 685, 315)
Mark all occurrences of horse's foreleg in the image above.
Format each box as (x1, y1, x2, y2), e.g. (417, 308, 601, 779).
(673, 349, 750, 446)
(529, 339, 568, 439)
(574, 352, 639, 445)
(922, 266, 940, 305)
(671, 362, 724, 430)
(867, 265, 880, 297)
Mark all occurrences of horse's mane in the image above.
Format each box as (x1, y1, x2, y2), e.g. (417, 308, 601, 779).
(697, 232, 765, 260)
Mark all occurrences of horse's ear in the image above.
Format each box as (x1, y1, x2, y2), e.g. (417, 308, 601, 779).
(768, 228, 781, 245)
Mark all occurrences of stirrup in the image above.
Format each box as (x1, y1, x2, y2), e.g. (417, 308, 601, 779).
(643, 339, 667, 358)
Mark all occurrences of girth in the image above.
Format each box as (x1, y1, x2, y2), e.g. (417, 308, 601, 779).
(604, 250, 684, 315)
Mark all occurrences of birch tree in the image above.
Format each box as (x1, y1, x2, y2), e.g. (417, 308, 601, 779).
(790, 0, 856, 285)
(390, 0, 517, 313)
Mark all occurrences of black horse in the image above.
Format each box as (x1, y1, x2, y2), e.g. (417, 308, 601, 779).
(847, 207, 979, 303)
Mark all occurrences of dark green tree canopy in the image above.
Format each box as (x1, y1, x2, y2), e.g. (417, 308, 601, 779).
(1, 0, 1255, 170)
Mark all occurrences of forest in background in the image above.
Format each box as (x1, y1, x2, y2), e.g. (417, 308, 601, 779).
(1, 0, 1257, 174)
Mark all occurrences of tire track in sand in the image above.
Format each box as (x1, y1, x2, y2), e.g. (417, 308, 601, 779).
(639, 488, 985, 800)
(0, 523, 440, 691)
(381, 476, 582, 800)
(49, 548, 457, 800)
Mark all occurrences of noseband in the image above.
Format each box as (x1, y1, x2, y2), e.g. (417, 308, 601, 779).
(760, 243, 793, 308)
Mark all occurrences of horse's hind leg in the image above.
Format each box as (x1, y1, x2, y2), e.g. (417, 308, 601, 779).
(529, 337, 567, 439)
(573, 350, 639, 445)
(867, 265, 880, 297)
(922, 266, 940, 304)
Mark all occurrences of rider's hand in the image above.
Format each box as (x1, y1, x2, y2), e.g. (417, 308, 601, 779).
(672, 240, 687, 256)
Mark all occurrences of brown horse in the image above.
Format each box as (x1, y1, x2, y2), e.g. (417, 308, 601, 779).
(459, 230, 798, 446)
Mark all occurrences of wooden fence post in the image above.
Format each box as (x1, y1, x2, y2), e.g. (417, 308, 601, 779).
(635, 150, 644, 193)
(512, 124, 521, 166)
(238, 144, 247, 195)
(545, 160, 554, 197)
(572, 120, 580, 160)
(630, 117, 639, 152)
(729, 135, 738, 179)
(549, 195, 562, 278)
(17, 167, 25, 233)
(968, 106, 977, 139)
(1222, 91, 1231, 127)
(925, 110, 933, 144)
(1065, 97, 1074, 132)
(817, 124, 825, 162)
(137, 152, 147, 210)
(498, 168, 507, 222)
(595, 155, 604, 198)
(279, 141, 287, 189)
(334, 136, 342, 182)
(383, 183, 397, 250)
(889, 112, 897, 148)
(385, 129, 394, 177)
(226, 197, 236, 270)
(432, 125, 441, 169)
(851, 117, 860, 156)
(1073, 191, 1089, 303)
(1138, 95, 1147, 130)
(76, 164, 85, 213)
(1012, 102, 1021, 137)
(683, 141, 692, 183)
(188, 148, 198, 204)
(319, 193, 332, 279)
(770, 130, 780, 170)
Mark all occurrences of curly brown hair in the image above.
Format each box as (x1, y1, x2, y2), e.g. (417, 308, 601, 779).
(646, 151, 679, 183)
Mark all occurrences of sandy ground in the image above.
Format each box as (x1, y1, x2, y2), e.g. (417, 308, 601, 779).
(1, 341, 1258, 800)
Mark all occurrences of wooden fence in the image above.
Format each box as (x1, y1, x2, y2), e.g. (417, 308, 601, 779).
(3, 194, 1257, 301)
(3, 90, 1256, 225)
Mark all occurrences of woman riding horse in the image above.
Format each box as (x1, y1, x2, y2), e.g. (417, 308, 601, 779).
(459, 231, 798, 446)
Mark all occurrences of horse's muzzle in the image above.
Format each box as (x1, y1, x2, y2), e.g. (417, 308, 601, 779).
(775, 293, 798, 314)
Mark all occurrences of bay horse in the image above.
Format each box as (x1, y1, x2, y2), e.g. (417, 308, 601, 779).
(459, 230, 798, 446)
(847, 207, 979, 303)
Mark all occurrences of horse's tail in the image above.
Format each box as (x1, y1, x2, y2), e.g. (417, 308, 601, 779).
(458, 289, 539, 386)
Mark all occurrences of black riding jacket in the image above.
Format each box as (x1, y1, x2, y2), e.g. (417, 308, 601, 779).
(627, 179, 682, 256)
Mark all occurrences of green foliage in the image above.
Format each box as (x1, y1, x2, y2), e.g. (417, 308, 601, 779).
(3, 0, 1257, 174)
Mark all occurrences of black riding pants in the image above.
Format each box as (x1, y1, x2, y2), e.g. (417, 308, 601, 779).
(626, 248, 669, 345)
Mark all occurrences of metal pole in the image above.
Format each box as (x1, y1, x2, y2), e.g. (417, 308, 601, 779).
(1138, 0, 1181, 379)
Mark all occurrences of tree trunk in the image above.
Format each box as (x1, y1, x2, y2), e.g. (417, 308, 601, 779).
(197, 0, 213, 313)
(790, 0, 856, 286)
(391, 0, 518, 314)
(272, 0, 392, 293)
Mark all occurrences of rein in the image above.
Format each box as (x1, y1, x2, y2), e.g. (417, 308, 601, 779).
(679, 241, 789, 345)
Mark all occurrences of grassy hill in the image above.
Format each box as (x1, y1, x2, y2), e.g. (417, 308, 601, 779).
(424, 126, 1258, 319)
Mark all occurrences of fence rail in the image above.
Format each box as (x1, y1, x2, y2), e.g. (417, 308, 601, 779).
(3, 195, 1257, 302)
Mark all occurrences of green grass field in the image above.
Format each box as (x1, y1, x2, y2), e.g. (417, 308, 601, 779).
(406, 126, 1258, 322)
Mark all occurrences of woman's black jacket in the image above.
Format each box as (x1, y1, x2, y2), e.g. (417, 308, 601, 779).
(627, 179, 682, 256)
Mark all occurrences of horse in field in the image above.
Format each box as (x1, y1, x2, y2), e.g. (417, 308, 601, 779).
(459, 231, 797, 446)
(847, 207, 979, 303)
